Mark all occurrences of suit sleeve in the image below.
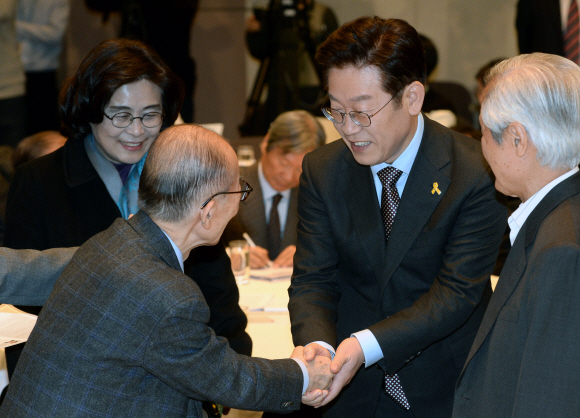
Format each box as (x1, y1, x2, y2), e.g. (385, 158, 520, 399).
(510, 243, 580, 415)
(288, 153, 341, 348)
(143, 292, 302, 413)
(184, 243, 253, 356)
(0, 247, 76, 305)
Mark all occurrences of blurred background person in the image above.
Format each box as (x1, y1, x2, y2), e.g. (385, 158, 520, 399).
(2, 40, 251, 405)
(224, 110, 325, 268)
(85, 0, 199, 122)
(241, 0, 338, 135)
(516, 0, 580, 64)
(17, 0, 70, 135)
(11, 130, 67, 171)
(0, 0, 26, 148)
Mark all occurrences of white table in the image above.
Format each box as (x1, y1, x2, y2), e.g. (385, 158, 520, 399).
(228, 277, 295, 418)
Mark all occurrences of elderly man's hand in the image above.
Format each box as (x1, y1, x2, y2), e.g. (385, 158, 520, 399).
(273, 245, 295, 267)
(291, 346, 334, 406)
(249, 246, 270, 268)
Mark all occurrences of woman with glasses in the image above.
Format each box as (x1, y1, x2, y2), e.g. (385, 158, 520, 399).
(2, 39, 252, 384)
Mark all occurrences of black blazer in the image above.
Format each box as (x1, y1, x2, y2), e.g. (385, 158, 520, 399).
(453, 172, 580, 417)
(4, 139, 251, 356)
(516, 0, 565, 55)
(288, 117, 507, 418)
(222, 163, 298, 253)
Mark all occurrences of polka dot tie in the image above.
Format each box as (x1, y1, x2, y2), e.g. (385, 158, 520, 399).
(377, 167, 403, 241)
(384, 373, 410, 410)
(378, 167, 410, 410)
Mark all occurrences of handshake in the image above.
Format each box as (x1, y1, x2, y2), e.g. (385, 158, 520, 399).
(290, 337, 366, 408)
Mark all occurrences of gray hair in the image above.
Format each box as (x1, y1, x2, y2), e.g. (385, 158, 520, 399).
(266, 110, 326, 153)
(481, 53, 580, 170)
(138, 124, 236, 222)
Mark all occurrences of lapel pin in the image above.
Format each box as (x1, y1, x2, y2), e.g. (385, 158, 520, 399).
(431, 182, 441, 195)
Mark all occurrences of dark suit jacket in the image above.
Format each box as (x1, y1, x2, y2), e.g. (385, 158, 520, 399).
(223, 163, 298, 253)
(3, 138, 251, 356)
(288, 117, 507, 418)
(453, 172, 580, 418)
(516, 0, 565, 55)
(0, 211, 302, 417)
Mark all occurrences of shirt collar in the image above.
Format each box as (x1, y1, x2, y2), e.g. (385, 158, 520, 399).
(508, 166, 579, 245)
(258, 161, 292, 200)
(161, 230, 184, 272)
(371, 113, 424, 177)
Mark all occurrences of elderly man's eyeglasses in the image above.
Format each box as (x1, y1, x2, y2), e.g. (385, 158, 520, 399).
(103, 111, 164, 128)
(200, 178, 253, 209)
(321, 94, 396, 127)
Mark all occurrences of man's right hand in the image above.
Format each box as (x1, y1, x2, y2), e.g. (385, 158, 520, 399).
(249, 246, 270, 268)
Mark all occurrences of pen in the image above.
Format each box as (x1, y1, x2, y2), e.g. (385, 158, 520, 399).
(242, 232, 274, 268)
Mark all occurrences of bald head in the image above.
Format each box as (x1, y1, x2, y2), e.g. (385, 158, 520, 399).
(138, 124, 239, 223)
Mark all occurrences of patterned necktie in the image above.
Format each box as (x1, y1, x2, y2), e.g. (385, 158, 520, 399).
(267, 194, 283, 259)
(377, 167, 410, 411)
(565, 0, 580, 64)
(377, 167, 403, 241)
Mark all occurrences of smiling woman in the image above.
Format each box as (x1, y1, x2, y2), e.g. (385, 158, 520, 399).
(2, 39, 252, 384)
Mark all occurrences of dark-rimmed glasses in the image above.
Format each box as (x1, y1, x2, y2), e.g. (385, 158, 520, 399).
(103, 111, 164, 128)
(200, 178, 253, 209)
(321, 94, 396, 127)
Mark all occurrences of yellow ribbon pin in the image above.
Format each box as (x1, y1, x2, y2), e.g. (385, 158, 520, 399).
(432, 182, 441, 195)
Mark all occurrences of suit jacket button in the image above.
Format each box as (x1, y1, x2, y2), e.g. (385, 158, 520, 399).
(281, 401, 294, 408)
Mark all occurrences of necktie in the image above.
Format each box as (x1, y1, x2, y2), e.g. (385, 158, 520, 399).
(377, 167, 410, 411)
(565, 0, 580, 64)
(377, 167, 403, 241)
(267, 194, 283, 259)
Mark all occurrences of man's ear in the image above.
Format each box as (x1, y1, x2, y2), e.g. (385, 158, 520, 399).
(200, 200, 215, 230)
(507, 122, 529, 158)
(259, 133, 269, 155)
(405, 81, 425, 116)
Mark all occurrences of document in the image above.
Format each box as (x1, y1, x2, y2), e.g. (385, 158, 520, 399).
(0, 305, 38, 349)
(250, 267, 293, 281)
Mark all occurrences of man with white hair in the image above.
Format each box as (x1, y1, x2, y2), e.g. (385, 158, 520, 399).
(0, 124, 333, 416)
(453, 53, 580, 417)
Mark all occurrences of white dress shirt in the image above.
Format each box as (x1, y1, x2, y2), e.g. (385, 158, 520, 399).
(508, 167, 579, 245)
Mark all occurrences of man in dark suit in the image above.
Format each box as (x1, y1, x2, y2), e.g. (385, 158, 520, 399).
(516, 0, 565, 56)
(288, 17, 507, 418)
(0, 124, 334, 416)
(453, 53, 580, 417)
(224, 110, 325, 268)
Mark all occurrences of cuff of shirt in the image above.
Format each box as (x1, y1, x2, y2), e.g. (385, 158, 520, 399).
(306, 341, 336, 360)
(291, 358, 309, 394)
(352, 329, 383, 367)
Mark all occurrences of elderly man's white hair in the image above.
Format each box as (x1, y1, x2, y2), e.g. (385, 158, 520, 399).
(482, 53, 580, 170)
(138, 124, 238, 223)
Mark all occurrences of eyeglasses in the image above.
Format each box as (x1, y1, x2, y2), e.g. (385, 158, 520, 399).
(321, 94, 396, 127)
(103, 111, 164, 128)
(200, 178, 253, 209)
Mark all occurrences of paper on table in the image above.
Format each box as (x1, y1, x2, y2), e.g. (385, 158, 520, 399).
(238, 293, 289, 312)
(250, 267, 293, 281)
(0, 311, 37, 349)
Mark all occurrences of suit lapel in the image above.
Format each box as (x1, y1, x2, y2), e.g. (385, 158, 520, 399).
(128, 211, 182, 272)
(281, 187, 299, 249)
(239, 165, 268, 246)
(461, 172, 580, 371)
(342, 152, 389, 282)
(381, 118, 451, 287)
